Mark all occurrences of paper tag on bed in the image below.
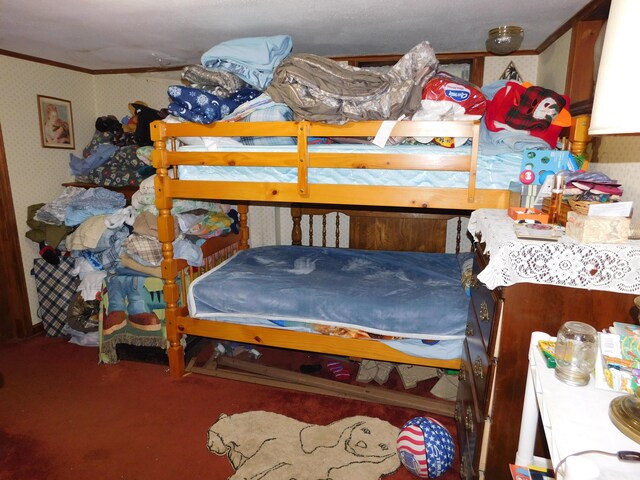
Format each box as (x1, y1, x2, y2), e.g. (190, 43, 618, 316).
(372, 115, 405, 148)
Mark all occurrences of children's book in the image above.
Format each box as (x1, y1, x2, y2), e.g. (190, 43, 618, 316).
(509, 464, 555, 479)
(510, 465, 532, 480)
(611, 322, 640, 338)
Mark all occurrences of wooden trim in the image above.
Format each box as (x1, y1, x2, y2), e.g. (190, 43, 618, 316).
(537, 0, 610, 53)
(565, 19, 605, 103)
(0, 123, 33, 340)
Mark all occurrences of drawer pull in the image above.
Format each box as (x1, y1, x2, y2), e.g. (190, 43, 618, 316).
(465, 406, 475, 433)
(473, 356, 484, 380)
(460, 455, 469, 477)
(469, 275, 480, 289)
(454, 403, 461, 423)
(479, 301, 490, 322)
(465, 321, 474, 337)
(458, 364, 467, 382)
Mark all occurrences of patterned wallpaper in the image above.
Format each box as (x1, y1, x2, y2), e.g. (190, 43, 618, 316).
(483, 55, 538, 86)
(594, 136, 640, 221)
(93, 72, 181, 120)
(2, 46, 639, 326)
(0, 56, 96, 324)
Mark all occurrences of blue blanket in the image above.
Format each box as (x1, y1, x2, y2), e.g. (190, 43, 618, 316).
(188, 246, 470, 339)
(200, 35, 293, 90)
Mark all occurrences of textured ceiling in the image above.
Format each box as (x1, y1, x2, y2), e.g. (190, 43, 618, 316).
(0, 0, 593, 71)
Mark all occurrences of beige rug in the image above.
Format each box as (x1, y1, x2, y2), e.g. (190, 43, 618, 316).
(207, 411, 401, 479)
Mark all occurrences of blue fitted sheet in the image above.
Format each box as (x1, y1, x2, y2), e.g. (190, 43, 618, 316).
(188, 246, 472, 360)
(176, 143, 521, 189)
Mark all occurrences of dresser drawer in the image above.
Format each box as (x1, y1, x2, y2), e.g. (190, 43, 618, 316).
(459, 436, 478, 480)
(456, 342, 484, 461)
(469, 252, 499, 350)
(465, 312, 491, 405)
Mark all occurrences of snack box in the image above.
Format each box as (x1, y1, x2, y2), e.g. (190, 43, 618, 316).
(507, 207, 549, 224)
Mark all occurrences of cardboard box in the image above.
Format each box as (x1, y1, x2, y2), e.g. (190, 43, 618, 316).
(508, 207, 549, 223)
(521, 194, 542, 209)
(565, 211, 631, 243)
(509, 181, 543, 209)
(520, 150, 577, 186)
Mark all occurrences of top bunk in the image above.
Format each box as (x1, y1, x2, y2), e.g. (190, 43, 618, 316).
(149, 37, 588, 213)
(150, 119, 516, 211)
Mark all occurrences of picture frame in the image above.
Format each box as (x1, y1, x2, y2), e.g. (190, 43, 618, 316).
(37, 95, 75, 149)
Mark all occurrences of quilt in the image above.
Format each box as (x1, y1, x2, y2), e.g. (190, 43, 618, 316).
(98, 274, 169, 364)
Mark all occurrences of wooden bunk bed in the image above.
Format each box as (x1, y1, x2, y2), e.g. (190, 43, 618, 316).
(150, 118, 589, 409)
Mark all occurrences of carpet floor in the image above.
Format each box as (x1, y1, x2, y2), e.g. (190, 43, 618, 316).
(0, 334, 460, 480)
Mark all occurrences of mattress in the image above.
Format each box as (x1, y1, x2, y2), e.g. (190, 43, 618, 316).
(176, 143, 522, 189)
(188, 245, 472, 360)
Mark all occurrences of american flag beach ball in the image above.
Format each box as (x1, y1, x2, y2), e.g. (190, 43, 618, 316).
(396, 416, 455, 478)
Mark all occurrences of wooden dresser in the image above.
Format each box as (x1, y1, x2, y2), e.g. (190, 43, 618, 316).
(456, 209, 640, 480)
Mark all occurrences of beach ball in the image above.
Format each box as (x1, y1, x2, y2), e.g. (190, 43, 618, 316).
(396, 416, 455, 478)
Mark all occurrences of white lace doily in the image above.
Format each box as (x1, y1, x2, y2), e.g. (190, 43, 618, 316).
(468, 209, 640, 294)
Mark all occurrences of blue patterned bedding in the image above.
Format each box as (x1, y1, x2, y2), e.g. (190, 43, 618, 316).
(188, 246, 472, 359)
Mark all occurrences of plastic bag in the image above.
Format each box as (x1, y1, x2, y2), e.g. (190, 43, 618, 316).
(422, 73, 487, 116)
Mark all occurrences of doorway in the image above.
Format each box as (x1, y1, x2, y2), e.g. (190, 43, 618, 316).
(0, 123, 33, 340)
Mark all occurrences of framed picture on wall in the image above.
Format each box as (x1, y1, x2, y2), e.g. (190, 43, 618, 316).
(37, 95, 75, 149)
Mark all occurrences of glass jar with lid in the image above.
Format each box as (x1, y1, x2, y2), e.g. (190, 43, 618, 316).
(554, 321, 598, 386)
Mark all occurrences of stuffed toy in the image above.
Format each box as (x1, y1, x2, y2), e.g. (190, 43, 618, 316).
(129, 102, 166, 146)
(121, 100, 146, 133)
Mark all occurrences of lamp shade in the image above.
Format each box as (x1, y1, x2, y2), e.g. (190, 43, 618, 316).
(589, 0, 640, 135)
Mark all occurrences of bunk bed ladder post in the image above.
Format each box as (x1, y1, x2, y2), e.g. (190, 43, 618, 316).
(467, 120, 480, 204)
(152, 131, 185, 379)
(297, 122, 310, 198)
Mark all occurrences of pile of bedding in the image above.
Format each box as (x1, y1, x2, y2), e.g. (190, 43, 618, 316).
(69, 105, 166, 188)
(25, 180, 237, 361)
(166, 34, 571, 154)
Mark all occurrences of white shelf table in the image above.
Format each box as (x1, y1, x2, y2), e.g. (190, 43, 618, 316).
(516, 331, 639, 479)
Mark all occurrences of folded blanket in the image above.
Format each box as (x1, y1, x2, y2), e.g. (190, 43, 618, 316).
(181, 64, 248, 97)
(266, 41, 438, 124)
(167, 86, 261, 124)
(201, 35, 293, 90)
(64, 188, 126, 227)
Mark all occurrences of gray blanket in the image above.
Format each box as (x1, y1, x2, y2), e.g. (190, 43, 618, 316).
(266, 41, 438, 124)
(181, 64, 247, 98)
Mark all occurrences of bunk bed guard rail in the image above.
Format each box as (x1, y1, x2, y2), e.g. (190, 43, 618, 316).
(150, 119, 509, 210)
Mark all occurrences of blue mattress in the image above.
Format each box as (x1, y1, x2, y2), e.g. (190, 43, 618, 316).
(187, 246, 472, 360)
(176, 143, 521, 189)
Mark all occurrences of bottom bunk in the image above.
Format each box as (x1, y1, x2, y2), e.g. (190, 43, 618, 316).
(162, 206, 471, 414)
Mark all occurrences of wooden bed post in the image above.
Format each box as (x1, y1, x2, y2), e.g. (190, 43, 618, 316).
(237, 202, 250, 250)
(152, 132, 185, 379)
(291, 206, 302, 245)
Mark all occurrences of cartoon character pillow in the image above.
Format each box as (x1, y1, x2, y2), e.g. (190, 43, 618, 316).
(505, 86, 567, 130)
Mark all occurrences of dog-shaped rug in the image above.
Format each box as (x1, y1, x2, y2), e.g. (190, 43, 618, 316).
(207, 411, 401, 479)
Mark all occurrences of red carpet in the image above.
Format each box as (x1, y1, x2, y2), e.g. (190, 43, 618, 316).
(0, 335, 459, 479)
